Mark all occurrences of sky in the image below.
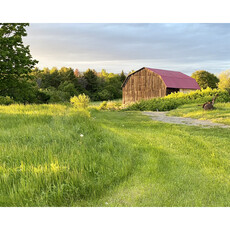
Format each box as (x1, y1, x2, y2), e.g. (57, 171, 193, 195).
(23, 23, 230, 75)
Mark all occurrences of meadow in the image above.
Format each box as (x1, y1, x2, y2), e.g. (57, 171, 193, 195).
(0, 104, 230, 206)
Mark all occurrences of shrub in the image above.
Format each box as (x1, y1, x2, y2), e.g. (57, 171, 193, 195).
(108, 101, 122, 110)
(125, 88, 230, 111)
(70, 94, 90, 109)
(36, 90, 50, 104)
(46, 89, 69, 103)
(98, 101, 108, 110)
(0, 96, 14, 105)
(98, 101, 122, 110)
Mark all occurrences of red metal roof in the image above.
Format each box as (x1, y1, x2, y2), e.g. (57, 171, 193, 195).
(146, 67, 200, 89)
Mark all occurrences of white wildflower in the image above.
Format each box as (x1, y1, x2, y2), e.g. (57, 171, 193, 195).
(80, 134, 84, 137)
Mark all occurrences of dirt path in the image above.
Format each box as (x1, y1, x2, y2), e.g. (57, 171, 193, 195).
(142, 111, 230, 129)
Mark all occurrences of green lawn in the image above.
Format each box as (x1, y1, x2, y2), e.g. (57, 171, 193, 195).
(168, 102, 230, 125)
(0, 104, 230, 206)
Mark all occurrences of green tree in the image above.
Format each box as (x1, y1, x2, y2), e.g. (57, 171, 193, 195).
(100, 69, 109, 78)
(0, 23, 38, 100)
(218, 70, 230, 92)
(83, 69, 99, 93)
(58, 81, 78, 97)
(120, 70, 126, 82)
(59, 67, 75, 82)
(191, 70, 219, 89)
(31, 67, 43, 88)
(50, 67, 61, 88)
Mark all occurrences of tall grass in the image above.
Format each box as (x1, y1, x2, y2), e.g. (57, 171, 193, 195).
(0, 104, 139, 206)
(0, 104, 230, 206)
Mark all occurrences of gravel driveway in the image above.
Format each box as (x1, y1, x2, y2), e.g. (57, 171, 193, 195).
(143, 111, 230, 129)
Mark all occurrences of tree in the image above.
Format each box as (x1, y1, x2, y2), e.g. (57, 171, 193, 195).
(191, 70, 219, 89)
(83, 69, 99, 93)
(100, 69, 108, 78)
(97, 89, 111, 100)
(59, 67, 75, 82)
(50, 67, 61, 88)
(0, 23, 38, 100)
(30, 67, 43, 88)
(218, 70, 230, 92)
(105, 76, 122, 98)
(58, 81, 78, 97)
(120, 70, 126, 82)
(74, 68, 80, 77)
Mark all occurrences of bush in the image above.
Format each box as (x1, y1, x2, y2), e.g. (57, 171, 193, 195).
(0, 96, 15, 105)
(98, 101, 122, 110)
(46, 89, 69, 103)
(98, 101, 108, 110)
(125, 88, 230, 111)
(36, 90, 50, 104)
(70, 94, 90, 109)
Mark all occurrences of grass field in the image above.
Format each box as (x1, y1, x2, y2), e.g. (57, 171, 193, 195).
(168, 102, 230, 125)
(0, 104, 230, 206)
(89, 99, 122, 107)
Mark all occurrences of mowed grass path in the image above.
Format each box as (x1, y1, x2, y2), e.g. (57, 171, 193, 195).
(168, 102, 230, 125)
(0, 104, 230, 206)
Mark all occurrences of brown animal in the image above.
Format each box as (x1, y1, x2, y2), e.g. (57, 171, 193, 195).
(202, 95, 218, 110)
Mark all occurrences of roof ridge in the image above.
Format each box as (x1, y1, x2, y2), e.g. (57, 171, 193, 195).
(146, 67, 182, 73)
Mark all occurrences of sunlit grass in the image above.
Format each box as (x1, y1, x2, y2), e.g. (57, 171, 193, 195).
(0, 104, 230, 206)
(168, 102, 230, 125)
(0, 104, 90, 116)
(89, 99, 122, 107)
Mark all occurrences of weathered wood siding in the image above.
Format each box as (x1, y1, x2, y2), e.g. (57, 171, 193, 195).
(122, 68, 166, 104)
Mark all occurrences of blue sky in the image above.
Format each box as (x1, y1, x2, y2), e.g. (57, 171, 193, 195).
(23, 23, 230, 75)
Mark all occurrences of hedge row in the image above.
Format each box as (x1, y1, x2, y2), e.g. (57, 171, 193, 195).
(125, 88, 230, 111)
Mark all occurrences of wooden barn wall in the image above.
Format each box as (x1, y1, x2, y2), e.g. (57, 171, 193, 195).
(122, 69, 166, 104)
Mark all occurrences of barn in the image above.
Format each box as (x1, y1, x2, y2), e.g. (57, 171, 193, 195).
(122, 67, 200, 104)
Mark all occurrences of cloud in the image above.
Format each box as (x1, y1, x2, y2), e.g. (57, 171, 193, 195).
(23, 23, 230, 75)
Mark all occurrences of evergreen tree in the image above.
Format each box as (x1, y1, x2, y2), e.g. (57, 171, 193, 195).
(83, 69, 99, 93)
(120, 70, 126, 82)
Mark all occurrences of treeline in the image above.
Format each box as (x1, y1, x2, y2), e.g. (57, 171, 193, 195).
(0, 23, 127, 104)
(19, 67, 126, 104)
